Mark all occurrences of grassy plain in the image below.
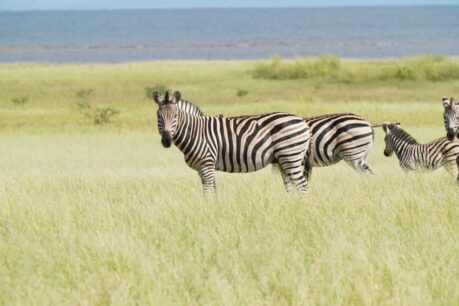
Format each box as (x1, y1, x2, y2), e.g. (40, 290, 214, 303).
(0, 58, 458, 305)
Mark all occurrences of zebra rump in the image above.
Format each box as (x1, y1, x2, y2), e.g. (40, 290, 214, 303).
(273, 113, 375, 176)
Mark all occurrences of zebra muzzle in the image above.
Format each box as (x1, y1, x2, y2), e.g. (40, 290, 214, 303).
(446, 128, 455, 141)
(161, 132, 172, 148)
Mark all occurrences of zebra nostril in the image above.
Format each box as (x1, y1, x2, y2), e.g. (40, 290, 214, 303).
(161, 135, 171, 148)
(446, 128, 455, 141)
(164, 129, 173, 138)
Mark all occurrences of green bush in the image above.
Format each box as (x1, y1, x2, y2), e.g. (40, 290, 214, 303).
(253, 55, 459, 83)
(91, 107, 119, 125)
(11, 97, 29, 105)
(75, 89, 93, 100)
(380, 56, 459, 82)
(253, 55, 341, 80)
(75, 89, 119, 125)
(236, 89, 249, 97)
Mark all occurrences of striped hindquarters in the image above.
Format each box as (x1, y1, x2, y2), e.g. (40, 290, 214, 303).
(423, 138, 459, 169)
(306, 113, 374, 167)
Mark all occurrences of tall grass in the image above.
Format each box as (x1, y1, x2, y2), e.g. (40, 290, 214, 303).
(0, 61, 458, 304)
(253, 55, 459, 82)
(0, 130, 458, 305)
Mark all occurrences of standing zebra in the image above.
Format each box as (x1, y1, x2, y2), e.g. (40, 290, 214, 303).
(273, 113, 375, 176)
(382, 122, 459, 182)
(442, 97, 459, 141)
(154, 90, 312, 195)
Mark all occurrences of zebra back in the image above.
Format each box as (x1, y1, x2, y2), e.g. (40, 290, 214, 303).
(304, 113, 374, 167)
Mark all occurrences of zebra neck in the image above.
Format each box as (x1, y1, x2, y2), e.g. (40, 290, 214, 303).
(390, 136, 424, 165)
(173, 110, 206, 152)
(393, 141, 417, 158)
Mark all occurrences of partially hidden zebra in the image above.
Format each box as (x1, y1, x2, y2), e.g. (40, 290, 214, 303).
(273, 113, 375, 176)
(382, 122, 459, 183)
(154, 90, 313, 195)
(174, 100, 374, 177)
(442, 97, 459, 141)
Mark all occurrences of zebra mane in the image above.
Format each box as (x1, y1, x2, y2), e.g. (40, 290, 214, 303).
(393, 127, 418, 144)
(177, 99, 204, 116)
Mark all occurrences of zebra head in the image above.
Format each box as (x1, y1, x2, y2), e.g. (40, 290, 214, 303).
(153, 90, 182, 148)
(442, 97, 459, 141)
(382, 122, 401, 157)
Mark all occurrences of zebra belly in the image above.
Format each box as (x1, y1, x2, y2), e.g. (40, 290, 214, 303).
(216, 147, 273, 173)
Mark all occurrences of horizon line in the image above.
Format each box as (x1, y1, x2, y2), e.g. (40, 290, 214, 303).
(1, 4, 458, 12)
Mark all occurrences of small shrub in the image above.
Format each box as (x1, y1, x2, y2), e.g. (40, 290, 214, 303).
(12, 97, 29, 105)
(236, 89, 249, 97)
(76, 100, 91, 111)
(91, 107, 119, 125)
(76, 89, 93, 100)
(145, 84, 170, 99)
(74, 88, 119, 125)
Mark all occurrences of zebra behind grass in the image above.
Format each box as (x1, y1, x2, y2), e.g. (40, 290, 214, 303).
(442, 97, 459, 141)
(382, 122, 459, 183)
(154, 90, 313, 195)
(273, 113, 375, 176)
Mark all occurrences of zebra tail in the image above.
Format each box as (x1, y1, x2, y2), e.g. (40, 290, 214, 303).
(304, 136, 314, 180)
(370, 123, 384, 128)
(457, 155, 459, 184)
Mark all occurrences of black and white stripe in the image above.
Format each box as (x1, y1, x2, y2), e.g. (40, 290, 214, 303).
(382, 122, 459, 182)
(272, 113, 374, 176)
(154, 91, 312, 194)
(306, 113, 375, 174)
(442, 97, 459, 141)
(176, 102, 374, 177)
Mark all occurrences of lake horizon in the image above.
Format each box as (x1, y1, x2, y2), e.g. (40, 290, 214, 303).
(1, 5, 459, 63)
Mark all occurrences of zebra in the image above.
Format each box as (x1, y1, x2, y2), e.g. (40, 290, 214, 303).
(273, 113, 375, 176)
(174, 100, 374, 177)
(154, 90, 313, 195)
(382, 122, 459, 182)
(442, 97, 459, 141)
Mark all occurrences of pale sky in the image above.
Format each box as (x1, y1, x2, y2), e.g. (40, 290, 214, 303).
(1, 0, 458, 11)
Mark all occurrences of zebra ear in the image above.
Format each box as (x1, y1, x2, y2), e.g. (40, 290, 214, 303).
(442, 97, 451, 108)
(382, 123, 389, 133)
(164, 91, 170, 103)
(152, 91, 162, 105)
(171, 91, 181, 104)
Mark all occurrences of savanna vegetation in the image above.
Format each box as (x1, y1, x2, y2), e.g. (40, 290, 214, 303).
(0, 57, 458, 305)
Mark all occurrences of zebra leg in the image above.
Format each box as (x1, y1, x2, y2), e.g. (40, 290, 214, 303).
(443, 157, 459, 184)
(271, 162, 281, 174)
(345, 158, 374, 175)
(278, 164, 294, 192)
(198, 165, 217, 196)
(278, 158, 308, 195)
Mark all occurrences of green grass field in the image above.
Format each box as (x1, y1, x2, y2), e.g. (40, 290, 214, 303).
(0, 59, 458, 305)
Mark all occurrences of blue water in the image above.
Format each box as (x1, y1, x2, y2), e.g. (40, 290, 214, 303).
(1, 6, 458, 63)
